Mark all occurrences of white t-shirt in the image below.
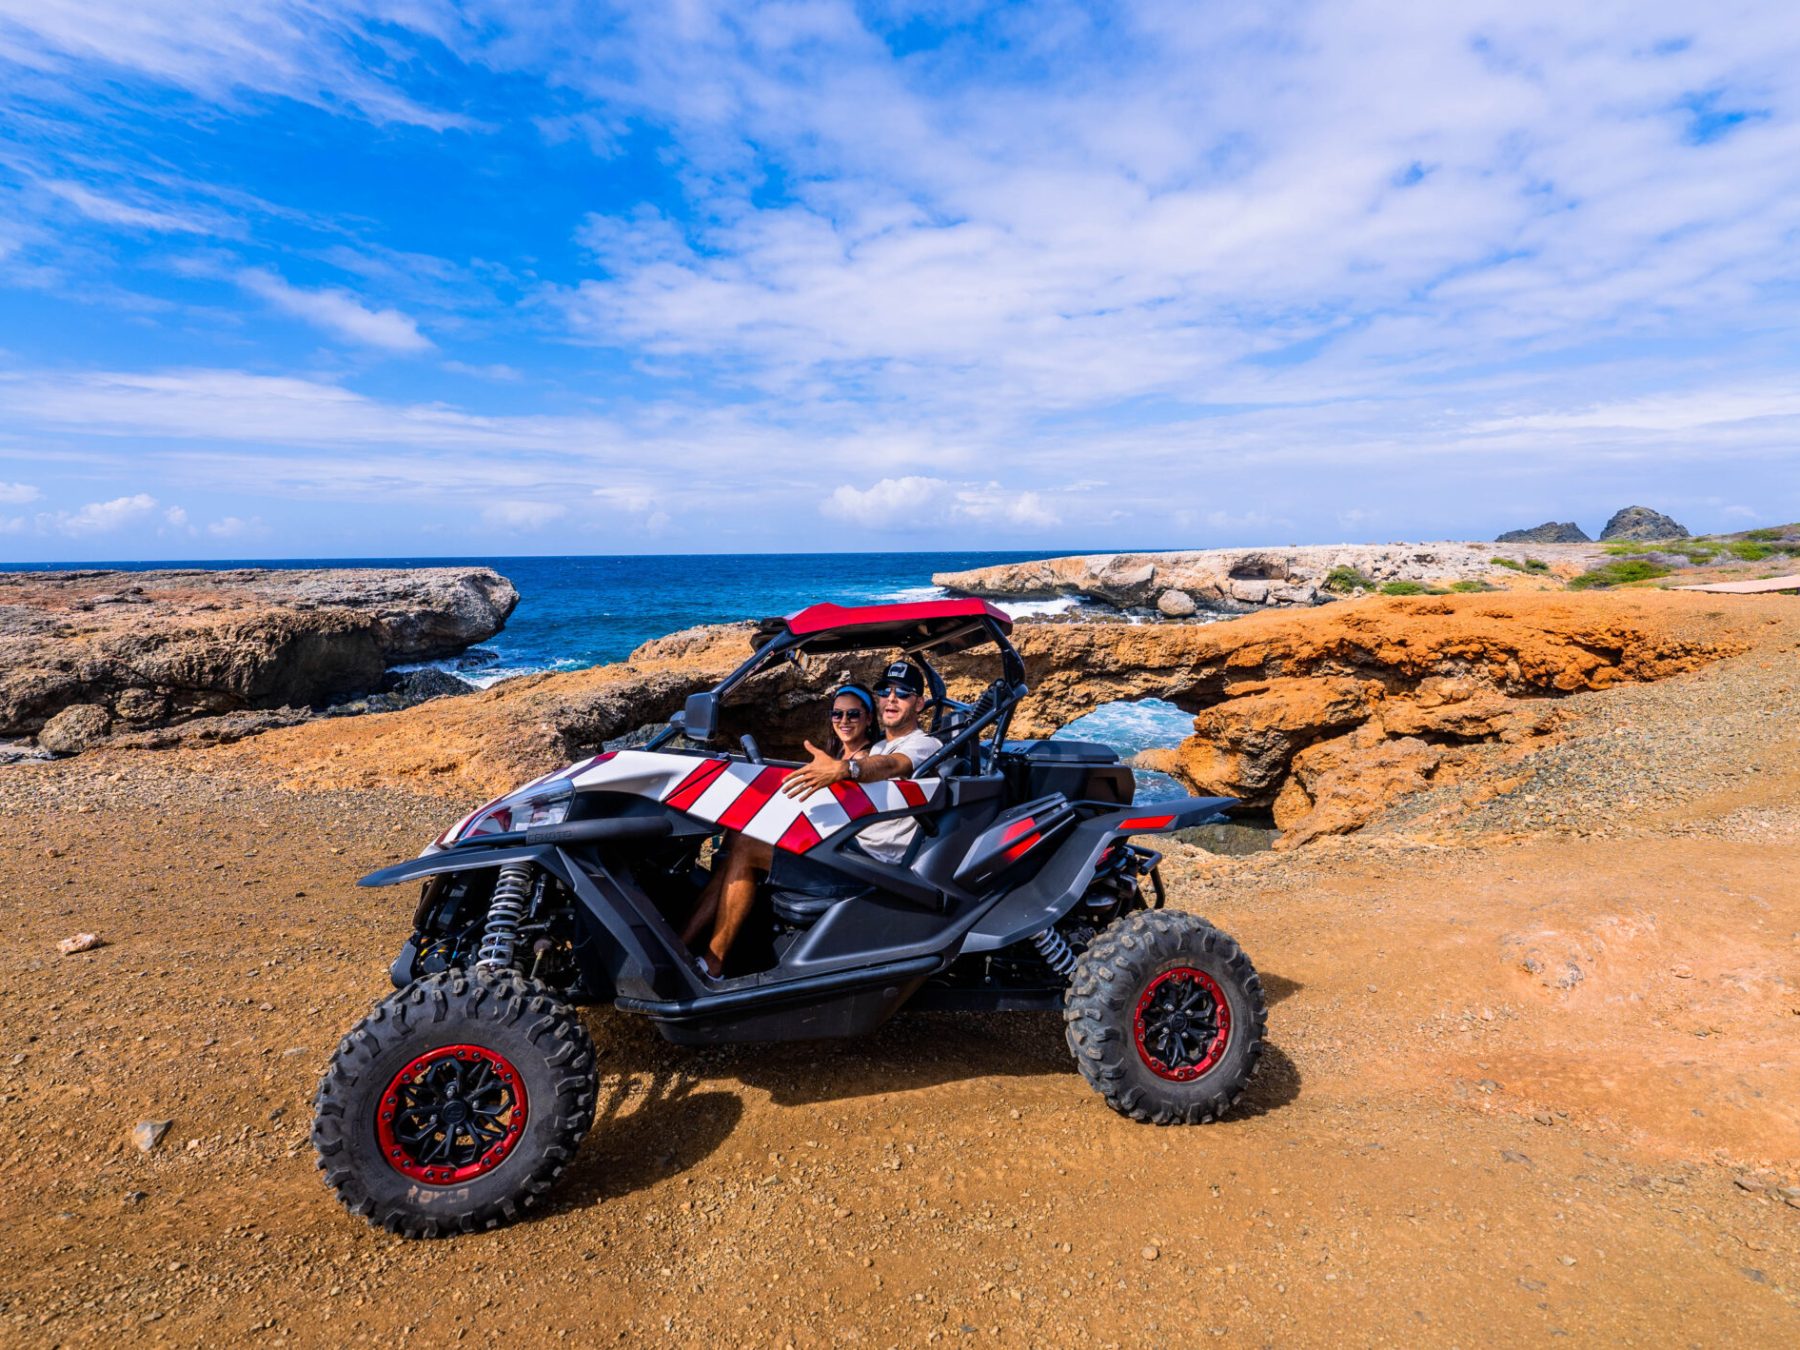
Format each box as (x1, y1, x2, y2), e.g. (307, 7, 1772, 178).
(856, 728, 941, 863)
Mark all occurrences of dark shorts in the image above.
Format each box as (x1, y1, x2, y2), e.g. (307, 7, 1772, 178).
(766, 851, 868, 899)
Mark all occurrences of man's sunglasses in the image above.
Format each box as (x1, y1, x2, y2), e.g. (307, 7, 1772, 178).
(828, 707, 866, 721)
(873, 683, 920, 699)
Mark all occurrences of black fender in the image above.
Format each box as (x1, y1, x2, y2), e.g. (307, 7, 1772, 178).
(358, 839, 679, 1004)
(960, 796, 1236, 952)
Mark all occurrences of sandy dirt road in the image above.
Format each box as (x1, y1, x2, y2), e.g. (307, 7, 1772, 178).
(4, 738, 1797, 1347)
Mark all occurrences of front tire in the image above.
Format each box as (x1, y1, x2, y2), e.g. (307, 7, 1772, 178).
(312, 971, 597, 1237)
(1064, 911, 1265, 1124)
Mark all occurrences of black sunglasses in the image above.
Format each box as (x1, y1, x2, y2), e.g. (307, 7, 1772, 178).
(873, 683, 920, 698)
(829, 707, 866, 721)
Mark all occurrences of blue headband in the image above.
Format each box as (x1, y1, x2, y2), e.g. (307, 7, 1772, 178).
(832, 684, 875, 716)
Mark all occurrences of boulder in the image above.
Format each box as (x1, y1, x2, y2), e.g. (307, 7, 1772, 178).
(38, 703, 111, 754)
(1600, 507, 1688, 542)
(1156, 589, 1198, 618)
(1497, 522, 1592, 544)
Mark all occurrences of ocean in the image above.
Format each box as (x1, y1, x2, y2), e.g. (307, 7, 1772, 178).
(12, 551, 1196, 788)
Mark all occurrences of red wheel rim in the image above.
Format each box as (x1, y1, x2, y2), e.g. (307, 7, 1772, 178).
(1133, 966, 1231, 1082)
(376, 1044, 529, 1184)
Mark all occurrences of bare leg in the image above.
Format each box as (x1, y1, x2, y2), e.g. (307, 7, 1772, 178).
(702, 838, 772, 976)
(680, 849, 730, 946)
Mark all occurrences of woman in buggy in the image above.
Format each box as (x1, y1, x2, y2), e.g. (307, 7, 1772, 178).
(679, 680, 884, 976)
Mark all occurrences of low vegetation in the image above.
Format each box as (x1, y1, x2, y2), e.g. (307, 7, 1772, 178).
(1323, 565, 1377, 594)
(1489, 556, 1550, 573)
(1379, 580, 1434, 596)
(1567, 559, 1674, 590)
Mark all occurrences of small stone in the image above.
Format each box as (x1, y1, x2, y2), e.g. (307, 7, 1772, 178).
(1501, 1150, 1533, 1168)
(1558, 1256, 1576, 1267)
(1670, 965, 1694, 980)
(123, 1190, 148, 1205)
(1141, 1246, 1160, 1262)
(1477, 1078, 1500, 1094)
(131, 1120, 172, 1153)
(57, 933, 105, 955)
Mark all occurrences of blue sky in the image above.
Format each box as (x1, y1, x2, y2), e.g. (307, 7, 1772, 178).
(1, 1, 1797, 561)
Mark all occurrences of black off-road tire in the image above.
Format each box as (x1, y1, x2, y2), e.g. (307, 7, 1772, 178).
(312, 970, 597, 1238)
(1064, 910, 1265, 1125)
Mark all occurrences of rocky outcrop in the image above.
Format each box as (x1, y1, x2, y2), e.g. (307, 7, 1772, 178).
(935, 542, 1604, 616)
(218, 592, 1743, 852)
(0, 567, 516, 749)
(1497, 522, 1592, 543)
(1600, 506, 1689, 541)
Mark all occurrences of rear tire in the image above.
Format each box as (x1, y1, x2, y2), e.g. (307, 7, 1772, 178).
(312, 970, 597, 1237)
(1064, 911, 1265, 1124)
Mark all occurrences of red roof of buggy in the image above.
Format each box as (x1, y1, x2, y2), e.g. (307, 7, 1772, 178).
(772, 597, 1014, 653)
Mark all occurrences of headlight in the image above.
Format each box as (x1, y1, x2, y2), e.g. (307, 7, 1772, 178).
(457, 783, 574, 841)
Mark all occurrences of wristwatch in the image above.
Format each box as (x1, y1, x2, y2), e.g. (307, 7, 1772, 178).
(847, 757, 863, 781)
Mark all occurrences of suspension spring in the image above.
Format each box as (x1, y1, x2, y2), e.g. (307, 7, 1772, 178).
(475, 863, 535, 972)
(1030, 926, 1077, 977)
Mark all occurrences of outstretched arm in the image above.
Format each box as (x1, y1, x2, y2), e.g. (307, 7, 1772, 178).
(781, 741, 915, 798)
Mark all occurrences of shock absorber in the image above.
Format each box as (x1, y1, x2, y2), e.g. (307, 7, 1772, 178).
(475, 863, 534, 972)
(1030, 926, 1077, 977)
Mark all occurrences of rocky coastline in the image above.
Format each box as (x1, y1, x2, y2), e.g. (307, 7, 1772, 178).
(6, 561, 1798, 1340)
(0, 566, 516, 755)
(932, 541, 1603, 616)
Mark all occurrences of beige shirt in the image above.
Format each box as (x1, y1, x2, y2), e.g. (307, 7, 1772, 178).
(856, 729, 941, 863)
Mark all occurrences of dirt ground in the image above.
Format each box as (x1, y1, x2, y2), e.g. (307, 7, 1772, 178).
(4, 615, 1799, 1345)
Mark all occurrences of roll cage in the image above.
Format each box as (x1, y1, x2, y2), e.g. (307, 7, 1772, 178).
(648, 598, 1028, 777)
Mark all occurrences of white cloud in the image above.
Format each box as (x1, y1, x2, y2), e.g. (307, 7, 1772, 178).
(45, 181, 215, 234)
(163, 505, 188, 527)
(237, 269, 432, 353)
(823, 477, 1063, 531)
(821, 477, 950, 528)
(205, 514, 263, 538)
(441, 361, 523, 381)
(481, 500, 567, 530)
(0, 2, 472, 130)
(55, 492, 158, 535)
(0, 481, 41, 504)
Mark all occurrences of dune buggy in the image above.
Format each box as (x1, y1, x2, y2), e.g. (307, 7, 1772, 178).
(313, 598, 1266, 1236)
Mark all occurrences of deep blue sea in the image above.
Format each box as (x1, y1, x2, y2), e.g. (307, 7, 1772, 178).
(11, 552, 1195, 786)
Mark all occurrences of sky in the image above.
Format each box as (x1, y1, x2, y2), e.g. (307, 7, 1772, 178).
(1, 1, 1797, 561)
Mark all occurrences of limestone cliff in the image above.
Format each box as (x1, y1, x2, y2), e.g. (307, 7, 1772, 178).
(214, 592, 1745, 850)
(0, 567, 517, 748)
(934, 541, 1601, 615)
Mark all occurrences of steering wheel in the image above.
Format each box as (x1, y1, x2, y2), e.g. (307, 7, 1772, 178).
(739, 733, 763, 764)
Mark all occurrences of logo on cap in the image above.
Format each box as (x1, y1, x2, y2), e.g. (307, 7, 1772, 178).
(880, 660, 923, 693)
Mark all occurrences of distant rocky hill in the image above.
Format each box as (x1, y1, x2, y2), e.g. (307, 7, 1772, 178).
(1497, 521, 1591, 544)
(1495, 505, 1688, 544)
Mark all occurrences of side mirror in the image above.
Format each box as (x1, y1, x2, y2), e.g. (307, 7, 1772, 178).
(681, 691, 719, 742)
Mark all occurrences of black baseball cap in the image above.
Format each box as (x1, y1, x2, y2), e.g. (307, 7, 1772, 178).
(876, 660, 926, 695)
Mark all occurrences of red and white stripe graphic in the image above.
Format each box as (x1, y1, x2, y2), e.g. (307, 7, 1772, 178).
(569, 750, 938, 854)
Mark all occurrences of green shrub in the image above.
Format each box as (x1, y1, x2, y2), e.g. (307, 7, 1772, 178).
(1379, 580, 1430, 596)
(1567, 559, 1672, 590)
(1489, 556, 1523, 572)
(1524, 557, 1550, 573)
(1449, 579, 1493, 593)
(1322, 565, 1376, 594)
(1490, 556, 1551, 574)
(1727, 540, 1776, 561)
(1744, 528, 1782, 542)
